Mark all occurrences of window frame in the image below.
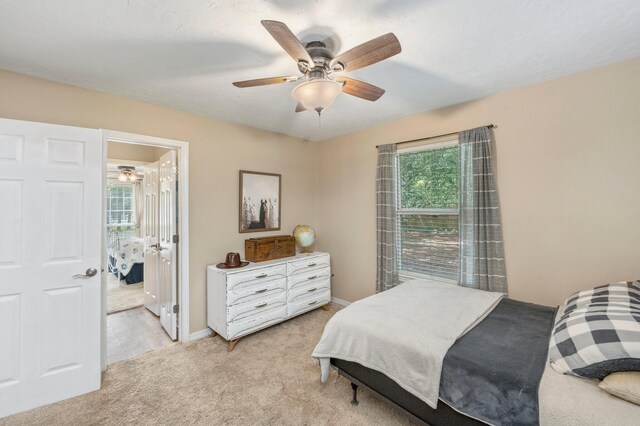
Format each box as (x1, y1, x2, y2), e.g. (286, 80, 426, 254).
(106, 181, 136, 238)
(395, 138, 460, 284)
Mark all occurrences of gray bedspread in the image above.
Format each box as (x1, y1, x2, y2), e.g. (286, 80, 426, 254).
(313, 279, 504, 408)
(440, 298, 557, 426)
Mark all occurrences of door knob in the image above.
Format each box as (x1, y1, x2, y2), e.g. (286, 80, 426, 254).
(72, 268, 98, 279)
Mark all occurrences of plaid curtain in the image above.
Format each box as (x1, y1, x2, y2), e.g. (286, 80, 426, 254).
(458, 127, 508, 293)
(376, 144, 399, 292)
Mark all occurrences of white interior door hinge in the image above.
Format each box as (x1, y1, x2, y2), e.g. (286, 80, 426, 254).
(173, 304, 179, 314)
(173, 234, 179, 243)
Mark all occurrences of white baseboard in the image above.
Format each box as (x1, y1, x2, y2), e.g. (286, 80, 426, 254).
(331, 296, 351, 306)
(189, 328, 212, 342)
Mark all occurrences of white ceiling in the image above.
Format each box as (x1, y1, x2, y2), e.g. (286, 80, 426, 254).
(1, 1, 639, 141)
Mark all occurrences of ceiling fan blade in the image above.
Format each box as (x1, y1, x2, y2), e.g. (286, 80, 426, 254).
(295, 103, 307, 113)
(261, 20, 313, 67)
(336, 77, 385, 101)
(232, 76, 298, 88)
(331, 33, 401, 73)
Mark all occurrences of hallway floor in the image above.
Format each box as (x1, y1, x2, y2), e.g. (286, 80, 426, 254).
(107, 306, 173, 365)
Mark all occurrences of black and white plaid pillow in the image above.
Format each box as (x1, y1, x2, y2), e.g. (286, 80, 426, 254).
(548, 282, 640, 379)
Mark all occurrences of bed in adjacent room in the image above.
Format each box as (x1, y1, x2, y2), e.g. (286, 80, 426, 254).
(106, 236, 145, 313)
(108, 237, 144, 284)
(313, 279, 640, 425)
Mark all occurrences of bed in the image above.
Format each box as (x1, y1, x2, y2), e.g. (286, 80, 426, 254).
(313, 279, 640, 426)
(108, 235, 144, 284)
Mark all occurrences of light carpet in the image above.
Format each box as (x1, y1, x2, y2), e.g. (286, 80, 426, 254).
(1, 305, 418, 426)
(107, 274, 144, 314)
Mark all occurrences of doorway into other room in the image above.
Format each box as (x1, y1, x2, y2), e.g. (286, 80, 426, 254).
(102, 132, 190, 369)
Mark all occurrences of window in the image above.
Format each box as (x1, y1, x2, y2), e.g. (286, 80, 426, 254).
(107, 183, 136, 240)
(396, 140, 459, 282)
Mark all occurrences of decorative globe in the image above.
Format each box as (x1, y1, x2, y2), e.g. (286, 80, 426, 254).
(293, 225, 316, 253)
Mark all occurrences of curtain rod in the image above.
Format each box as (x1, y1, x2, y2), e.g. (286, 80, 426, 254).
(375, 124, 495, 149)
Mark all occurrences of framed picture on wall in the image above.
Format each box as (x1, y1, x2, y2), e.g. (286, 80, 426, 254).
(239, 170, 281, 233)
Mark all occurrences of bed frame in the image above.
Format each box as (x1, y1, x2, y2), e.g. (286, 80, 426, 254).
(331, 358, 483, 426)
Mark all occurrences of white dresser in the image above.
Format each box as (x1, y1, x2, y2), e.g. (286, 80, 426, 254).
(207, 252, 331, 351)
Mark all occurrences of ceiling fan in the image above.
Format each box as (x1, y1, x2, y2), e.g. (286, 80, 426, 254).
(232, 20, 401, 115)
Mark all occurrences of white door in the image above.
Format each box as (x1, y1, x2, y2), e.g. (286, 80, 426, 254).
(158, 150, 178, 340)
(0, 118, 102, 417)
(143, 162, 159, 316)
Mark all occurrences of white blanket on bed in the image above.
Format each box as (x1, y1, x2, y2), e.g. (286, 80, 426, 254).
(113, 239, 144, 277)
(312, 279, 504, 408)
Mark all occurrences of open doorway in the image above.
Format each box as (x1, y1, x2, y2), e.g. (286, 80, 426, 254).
(101, 131, 190, 370)
(105, 142, 173, 364)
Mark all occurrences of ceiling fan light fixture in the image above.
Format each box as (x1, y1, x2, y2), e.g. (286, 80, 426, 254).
(117, 166, 138, 182)
(291, 79, 342, 114)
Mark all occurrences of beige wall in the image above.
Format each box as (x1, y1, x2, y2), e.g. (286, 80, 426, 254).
(107, 141, 169, 163)
(317, 57, 640, 307)
(3, 55, 639, 328)
(0, 69, 318, 334)
(108, 141, 156, 162)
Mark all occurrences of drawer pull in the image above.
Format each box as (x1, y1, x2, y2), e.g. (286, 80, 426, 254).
(255, 302, 267, 308)
(255, 288, 268, 294)
(255, 274, 268, 279)
(307, 263, 317, 267)
(307, 275, 317, 280)
(307, 287, 317, 292)
(308, 300, 318, 306)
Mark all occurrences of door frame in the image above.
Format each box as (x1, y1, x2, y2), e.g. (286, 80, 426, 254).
(100, 130, 190, 371)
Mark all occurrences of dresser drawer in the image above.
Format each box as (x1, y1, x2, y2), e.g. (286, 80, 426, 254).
(287, 289, 330, 318)
(288, 276, 331, 303)
(227, 277, 286, 306)
(287, 254, 330, 276)
(227, 305, 287, 340)
(288, 267, 331, 290)
(228, 290, 287, 323)
(227, 264, 287, 292)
